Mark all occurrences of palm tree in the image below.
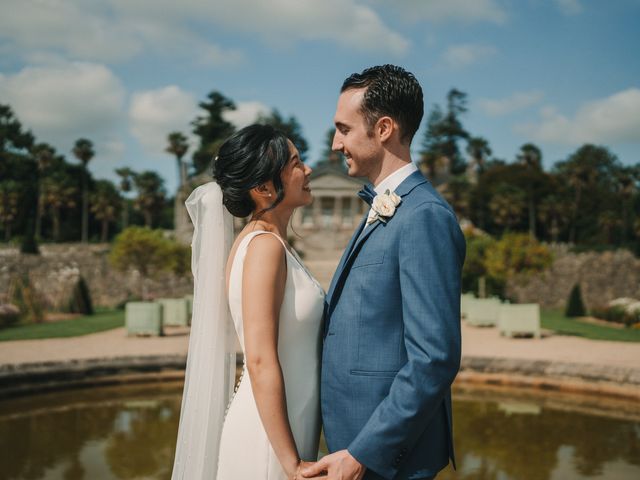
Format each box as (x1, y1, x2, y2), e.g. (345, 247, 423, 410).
(115, 167, 135, 229)
(166, 132, 190, 188)
(72, 138, 95, 243)
(537, 195, 570, 243)
(133, 171, 166, 227)
(598, 210, 622, 244)
(31, 143, 55, 240)
(0, 180, 20, 241)
(466, 136, 492, 176)
(90, 180, 121, 242)
(615, 166, 639, 243)
(41, 175, 77, 241)
(517, 143, 543, 238)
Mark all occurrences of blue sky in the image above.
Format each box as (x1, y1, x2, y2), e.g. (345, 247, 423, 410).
(1, 0, 638, 192)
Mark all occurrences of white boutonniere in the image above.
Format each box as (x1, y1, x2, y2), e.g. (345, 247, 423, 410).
(367, 189, 402, 225)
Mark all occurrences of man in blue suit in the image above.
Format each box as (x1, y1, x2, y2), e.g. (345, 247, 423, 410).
(302, 65, 465, 480)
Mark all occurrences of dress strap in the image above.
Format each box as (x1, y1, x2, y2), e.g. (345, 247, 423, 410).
(238, 230, 292, 271)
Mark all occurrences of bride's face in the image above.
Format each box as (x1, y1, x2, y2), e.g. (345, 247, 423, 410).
(280, 140, 313, 208)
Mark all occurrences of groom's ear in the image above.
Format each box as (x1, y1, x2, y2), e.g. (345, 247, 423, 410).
(376, 116, 394, 143)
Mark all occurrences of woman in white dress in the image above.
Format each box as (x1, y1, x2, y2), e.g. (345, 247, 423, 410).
(171, 124, 325, 480)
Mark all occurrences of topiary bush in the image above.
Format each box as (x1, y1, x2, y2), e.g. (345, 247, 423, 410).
(66, 275, 94, 315)
(565, 283, 586, 317)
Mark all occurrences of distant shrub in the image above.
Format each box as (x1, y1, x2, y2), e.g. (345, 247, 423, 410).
(565, 284, 586, 317)
(591, 304, 640, 327)
(110, 226, 191, 299)
(8, 274, 45, 324)
(0, 304, 20, 328)
(66, 276, 94, 315)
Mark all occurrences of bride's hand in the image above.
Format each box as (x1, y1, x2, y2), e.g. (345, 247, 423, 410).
(292, 460, 326, 479)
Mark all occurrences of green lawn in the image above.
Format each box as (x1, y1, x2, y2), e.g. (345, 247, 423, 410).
(0, 309, 125, 342)
(541, 309, 640, 342)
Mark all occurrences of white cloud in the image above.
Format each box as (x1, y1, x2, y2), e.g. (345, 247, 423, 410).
(477, 90, 544, 116)
(0, 0, 407, 63)
(554, 0, 583, 15)
(223, 101, 271, 129)
(0, 61, 126, 155)
(129, 86, 199, 154)
(515, 88, 640, 145)
(370, 0, 507, 24)
(442, 44, 497, 69)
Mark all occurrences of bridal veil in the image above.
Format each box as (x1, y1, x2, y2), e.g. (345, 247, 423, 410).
(171, 182, 236, 479)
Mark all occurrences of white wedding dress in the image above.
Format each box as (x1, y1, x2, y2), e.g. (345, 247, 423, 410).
(216, 230, 325, 479)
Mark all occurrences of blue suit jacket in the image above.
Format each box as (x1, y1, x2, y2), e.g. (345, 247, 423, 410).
(321, 171, 466, 480)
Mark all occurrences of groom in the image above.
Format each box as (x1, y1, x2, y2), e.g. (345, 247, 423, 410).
(302, 65, 465, 480)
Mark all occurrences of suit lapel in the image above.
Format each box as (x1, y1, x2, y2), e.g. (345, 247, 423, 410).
(326, 214, 366, 303)
(326, 170, 429, 318)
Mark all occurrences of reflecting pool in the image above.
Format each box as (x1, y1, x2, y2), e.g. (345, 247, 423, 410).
(0, 383, 638, 479)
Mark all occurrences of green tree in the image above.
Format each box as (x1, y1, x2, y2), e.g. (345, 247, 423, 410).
(489, 184, 527, 231)
(554, 144, 620, 244)
(420, 89, 470, 177)
(466, 136, 492, 175)
(517, 143, 544, 238)
(461, 230, 497, 295)
(484, 233, 553, 292)
(109, 227, 177, 299)
(0, 104, 34, 153)
(90, 180, 121, 242)
(31, 142, 55, 240)
(133, 171, 166, 227)
(166, 132, 190, 187)
(441, 176, 471, 219)
(72, 138, 95, 243)
(191, 91, 236, 174)
(41, 173, 78, 242)
(537, 194, 571, 243)
(258, 109, 309, 162)
(0, 180, 20, 241)
(115, 167, 135, 229)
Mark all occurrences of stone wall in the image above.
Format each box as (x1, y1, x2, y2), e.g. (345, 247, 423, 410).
(506, 245, 640, 309)
(0, 244, 193, 309)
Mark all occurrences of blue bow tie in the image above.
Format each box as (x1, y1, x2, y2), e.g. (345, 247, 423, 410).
(357, 184, 376, 206)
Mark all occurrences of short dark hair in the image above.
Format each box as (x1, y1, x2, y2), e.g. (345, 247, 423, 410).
(341, 64, 423, 143)
(213, 124, 290, 218)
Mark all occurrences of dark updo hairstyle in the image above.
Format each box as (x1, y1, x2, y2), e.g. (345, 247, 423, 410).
(213, 124, 290, 218)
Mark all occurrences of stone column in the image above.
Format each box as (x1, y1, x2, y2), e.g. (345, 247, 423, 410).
(334, 196, 342, 228)
(313, 196, 321, 227)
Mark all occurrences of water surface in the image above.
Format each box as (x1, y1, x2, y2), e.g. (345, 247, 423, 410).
(0, 383, 638, 479)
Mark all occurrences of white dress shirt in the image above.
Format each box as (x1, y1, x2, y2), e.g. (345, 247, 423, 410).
(364, 162, 418, 228)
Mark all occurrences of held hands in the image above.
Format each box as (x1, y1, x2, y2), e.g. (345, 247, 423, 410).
(300, 449, 366, 480)
(290, 460, 319, 480)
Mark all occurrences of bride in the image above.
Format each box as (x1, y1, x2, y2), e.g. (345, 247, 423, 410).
(171, 124, 325, 479)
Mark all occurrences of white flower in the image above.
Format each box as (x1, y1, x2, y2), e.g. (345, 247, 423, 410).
(368, 189, 402, 225)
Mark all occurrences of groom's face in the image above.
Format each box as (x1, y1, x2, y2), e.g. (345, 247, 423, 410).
(332, 88, 382, 180)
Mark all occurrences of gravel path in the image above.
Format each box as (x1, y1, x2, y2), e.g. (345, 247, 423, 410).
(1, 322, 638, 371)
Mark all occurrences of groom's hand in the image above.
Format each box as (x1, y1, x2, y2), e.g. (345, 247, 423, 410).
(300, 449, 365, 480)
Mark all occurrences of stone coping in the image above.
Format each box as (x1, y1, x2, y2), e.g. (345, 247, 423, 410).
(1, 354, 639, 401)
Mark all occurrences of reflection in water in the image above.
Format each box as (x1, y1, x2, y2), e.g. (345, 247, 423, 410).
(0, 383, 638, 479)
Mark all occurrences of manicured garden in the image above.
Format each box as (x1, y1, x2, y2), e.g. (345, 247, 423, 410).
(541, 309, 640, 343)
(0, 308, 124, 342)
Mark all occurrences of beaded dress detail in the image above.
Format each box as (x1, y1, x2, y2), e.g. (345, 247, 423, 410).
(216, 231, 325, 479)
